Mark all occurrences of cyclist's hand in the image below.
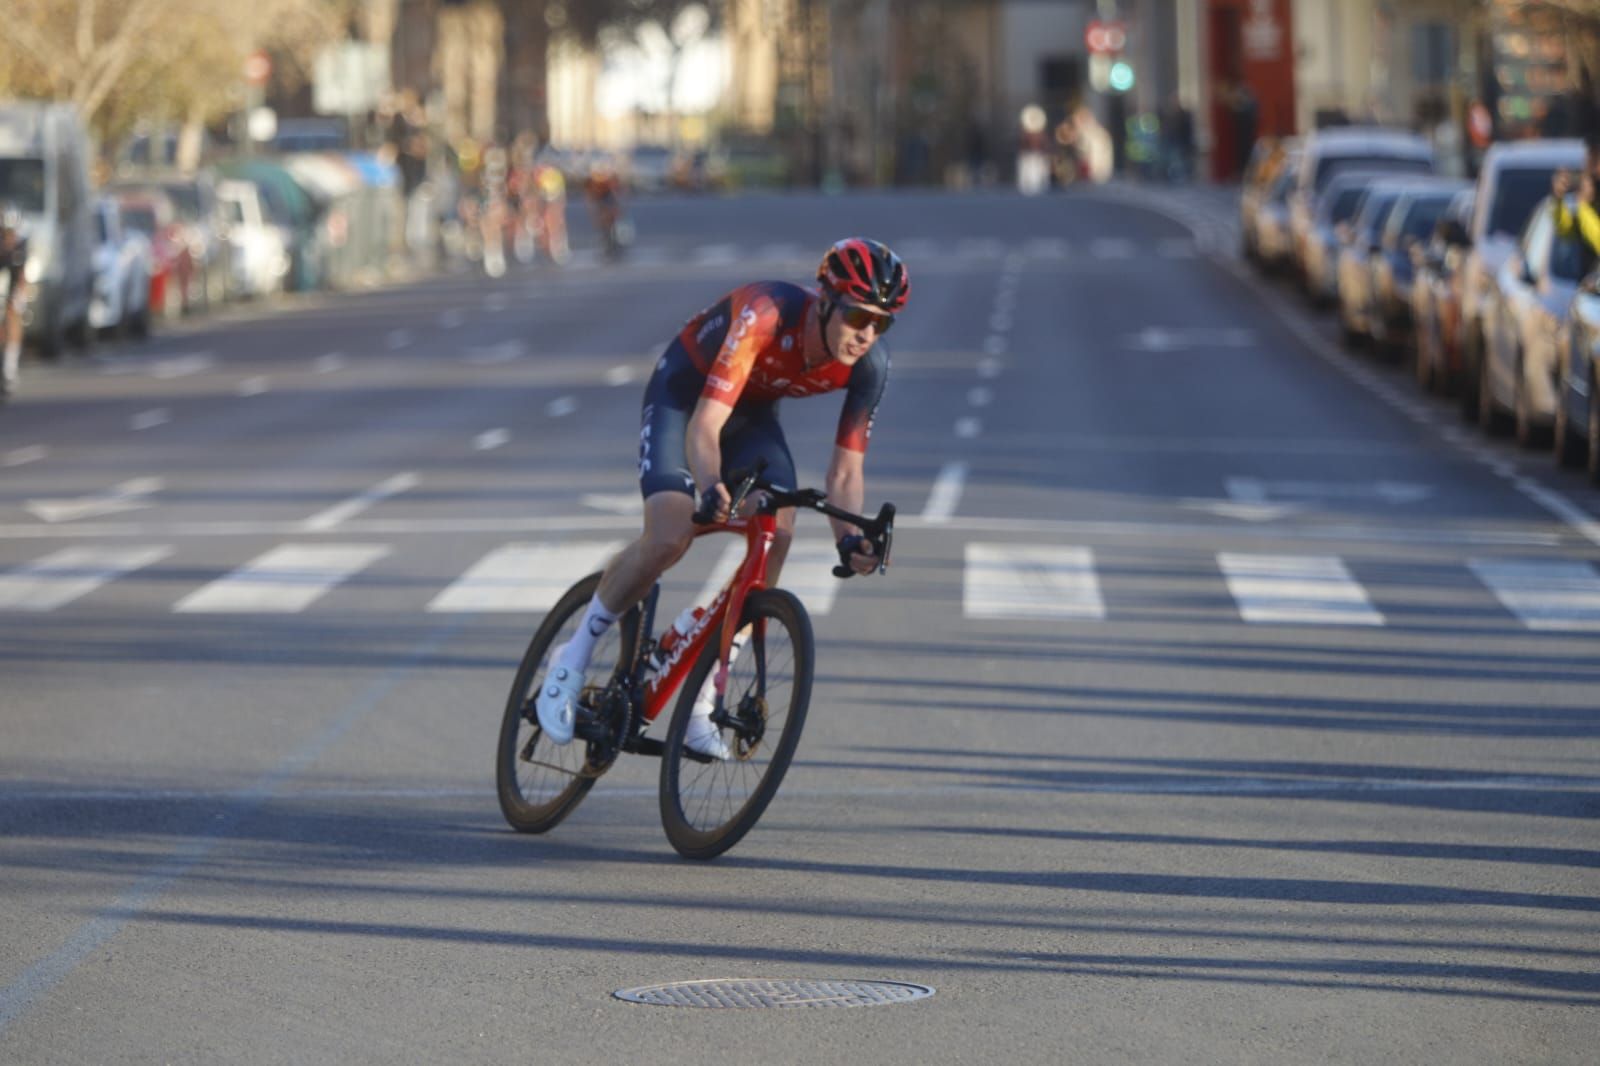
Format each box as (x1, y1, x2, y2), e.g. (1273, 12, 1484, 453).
(836, 533, 877, 576)
(1554, 168, 1573, 198)
(693, 483, 732, 525)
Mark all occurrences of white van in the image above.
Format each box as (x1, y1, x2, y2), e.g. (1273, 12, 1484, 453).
(0, 101, 95, 357)
(218, 179, 289, 298)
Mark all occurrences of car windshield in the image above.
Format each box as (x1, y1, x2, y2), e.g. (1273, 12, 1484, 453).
(1490, 167, 1561, 239)
(1400, 196, 1452, 241)
(0, 158, 46, 214)
(1323, 186, 1367, 223)
(1315, 154, 1431, 191)
(1358, 194, 1401, 238)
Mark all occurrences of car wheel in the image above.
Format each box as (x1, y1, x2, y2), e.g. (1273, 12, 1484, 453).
(1513, 355, 1542, 448)
(1554, 374, 1586, 467)
(1588, 379, 1600, 484)
(1479, 347, 1509, 434)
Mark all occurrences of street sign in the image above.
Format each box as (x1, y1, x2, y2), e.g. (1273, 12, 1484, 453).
(244, 50, 271, 87)
(1085, 19, 1127, 55)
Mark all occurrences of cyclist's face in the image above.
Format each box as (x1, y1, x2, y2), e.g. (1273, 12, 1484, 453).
(828, 302, 889, 363)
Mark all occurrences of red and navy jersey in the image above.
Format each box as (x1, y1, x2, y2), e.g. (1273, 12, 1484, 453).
(674, 280, 889, 452)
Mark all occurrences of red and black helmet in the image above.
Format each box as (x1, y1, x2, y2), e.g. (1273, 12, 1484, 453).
(817, 238, 910, 313)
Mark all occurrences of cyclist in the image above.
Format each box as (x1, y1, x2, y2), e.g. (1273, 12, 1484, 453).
(583, 158, 627, 259)
(1, 204, 29, 398)
(535, 237, 910, 758)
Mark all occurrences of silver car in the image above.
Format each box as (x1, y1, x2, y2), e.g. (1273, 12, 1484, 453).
(1477, 196, 1589, 445)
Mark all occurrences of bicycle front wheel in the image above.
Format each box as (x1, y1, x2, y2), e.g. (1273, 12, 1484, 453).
(658, 589, 814, 860)
(496, 572, 636, 833)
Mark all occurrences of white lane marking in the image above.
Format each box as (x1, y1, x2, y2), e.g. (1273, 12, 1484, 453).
(1123, 326, 1257, 351)
(0, 546, 171, 611)
(149, 353, 215, 379)
(300, 473, 420, 533)
(474, 428, 511, 451)
(967, 386, 993, 407)
(983, 336, 1007, 357)
(581, 493, 643, 514)
(26, 478, 163, 524)
(756, 242, 804, 261)
(130, 409, 169, 431)
(964, 544, 1106, 620)
(236, 377, 269, 397)
(174, 544, 389, 614)
(1158, 239, 1196, 258)
(546, 396, 578, 418)
(774, 539, 841, 615)
(314, 352, 347, 374)
(695, 542, 746, 610)
(427, 541, 620, 612)
(3, 446, 47, 468)
(955, 238, 1006, 259)
(921, 462, 967, 524)
(1509, 476, 1600, 549)
(989, 311, 1012, 333)
(385, 329, 412, 351)
(462, 340, 526, 365)
(439, 309, 465, 329)
(1226, 477, 1432, 504)
(1024, 237, 1069, 258)
(1218, 553, 1383, 626)
(955, 417, 982, 439)
(605, 364, 636, 386)
(1468, 558, 1600, 631)
(977, 357, 1003, 378)
(694, 244, 739, 265)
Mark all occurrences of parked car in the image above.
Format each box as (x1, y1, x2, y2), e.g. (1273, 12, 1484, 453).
(1252, 157, 1302, 274)
(625, 144, 674, 193)
(1411, 188, 1476, 393)
(1335, 179, 1417, 348)
(151, 172, 230, 306)
(1368, 179, 1469, 355)
(1477, 195, 1588, 445)
(1454, 138, 1586, 420)
(1554, 267, 1600, 476)
(89, 196, 153, 338)
(0, 100, 96, 357)
(1290, 126, 1434, 292)
(1301, 170, 1396, 306)
(1240, 138, 1298, 265)
(217, 179, 289, 298)
(113, 189, 195, 320)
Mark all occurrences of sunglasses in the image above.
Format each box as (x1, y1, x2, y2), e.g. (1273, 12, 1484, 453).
(837, 304, 895, 335)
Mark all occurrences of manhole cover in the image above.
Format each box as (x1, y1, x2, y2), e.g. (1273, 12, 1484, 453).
(613, 978, 935, 1009)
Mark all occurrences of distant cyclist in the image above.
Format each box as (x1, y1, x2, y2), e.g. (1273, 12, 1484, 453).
(1, 204, 29, 398)
(535, 238, 911, 758)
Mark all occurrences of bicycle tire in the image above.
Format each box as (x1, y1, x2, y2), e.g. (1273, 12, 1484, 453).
(496, 573, 638, 833)
(658, 589, 814, 860)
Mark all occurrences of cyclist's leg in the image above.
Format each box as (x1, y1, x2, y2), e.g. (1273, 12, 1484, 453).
(721, 403, 797, 581)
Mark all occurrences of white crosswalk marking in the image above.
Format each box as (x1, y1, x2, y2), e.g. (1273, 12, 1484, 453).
(1023, 238, 1069, 258)
(174, 545, 389, 614)
(1468, 559, 1600, 631)
(693, 244, 739, 265)
(695, 539, 838, 616)
(1218, 553, 1383, 626)
(0, 546, 171, 612)
(426, 541, 621, 613)
(964, 544, 1105, 620)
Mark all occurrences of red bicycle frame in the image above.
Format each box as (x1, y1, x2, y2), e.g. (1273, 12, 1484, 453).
(639, 510, 777, 724)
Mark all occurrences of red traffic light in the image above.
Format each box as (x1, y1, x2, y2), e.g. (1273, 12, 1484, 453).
(1086, 19, 1126, 55)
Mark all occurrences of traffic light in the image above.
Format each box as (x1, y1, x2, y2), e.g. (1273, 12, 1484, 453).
(1109, 61, 1135, 93)
(1086, 18, 1133, 93)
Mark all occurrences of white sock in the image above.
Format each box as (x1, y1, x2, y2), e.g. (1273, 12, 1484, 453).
(2, 342, 18, 384)
(693, 628, 749, 717)
(558, 594, 616, 673)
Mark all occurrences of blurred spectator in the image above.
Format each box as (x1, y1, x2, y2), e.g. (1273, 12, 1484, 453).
(1160, 94, 1196, 182)
(1016, 105, 1050, 194)
(1074, 106, 1114, 184)
(583, 157, 629, 260)
(531, 147, 569, 264)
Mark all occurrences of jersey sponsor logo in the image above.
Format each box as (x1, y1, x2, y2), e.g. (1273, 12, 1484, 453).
(695, 313, 726, 345)
(718, 306, 759, 363)
(706, 375, 735, 393)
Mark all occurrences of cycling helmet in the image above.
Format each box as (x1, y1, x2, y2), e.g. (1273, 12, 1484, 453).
(817, 237, 910, 313)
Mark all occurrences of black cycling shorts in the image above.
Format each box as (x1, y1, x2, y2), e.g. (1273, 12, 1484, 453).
(637, 340, 796, 499)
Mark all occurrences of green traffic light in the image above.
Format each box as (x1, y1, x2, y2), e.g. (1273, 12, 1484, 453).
(1109, 61, 1135, 92)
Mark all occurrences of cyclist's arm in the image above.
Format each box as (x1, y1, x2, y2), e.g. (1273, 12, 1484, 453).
(1553, 196, 1600, 256)
(824, 444, 866, 541)
(686, 396, 733, 498)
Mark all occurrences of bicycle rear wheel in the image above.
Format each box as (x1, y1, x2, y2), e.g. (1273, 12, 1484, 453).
(496, 573, 637, 833)
(658, 589, 814, 859)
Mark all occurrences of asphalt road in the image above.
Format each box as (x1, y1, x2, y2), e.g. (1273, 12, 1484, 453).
(0, 185, 1596, 1064)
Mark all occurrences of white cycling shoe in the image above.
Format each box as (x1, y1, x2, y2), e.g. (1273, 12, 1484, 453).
(685, 709, 733, 762)
(534, 655, 583, 746)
